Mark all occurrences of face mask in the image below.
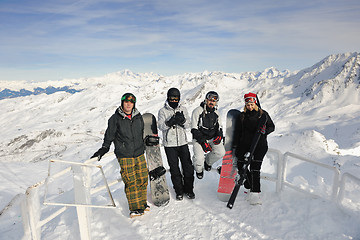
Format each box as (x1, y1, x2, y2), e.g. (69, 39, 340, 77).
(168, 101, 179, 109)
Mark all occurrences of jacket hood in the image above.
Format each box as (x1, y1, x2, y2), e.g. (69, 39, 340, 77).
(116, 106, 140, 118)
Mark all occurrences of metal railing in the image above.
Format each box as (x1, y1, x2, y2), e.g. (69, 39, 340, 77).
(21, 153, 117, 240)
(20, 149, 359, 239)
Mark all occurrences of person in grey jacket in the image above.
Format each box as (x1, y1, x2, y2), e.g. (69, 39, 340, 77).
(91, 93, 148, 218)
(158, 88, 195, 200)
(191, 91, 225, 179)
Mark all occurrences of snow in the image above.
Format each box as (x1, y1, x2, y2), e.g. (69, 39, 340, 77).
(0, 52, 360, 239)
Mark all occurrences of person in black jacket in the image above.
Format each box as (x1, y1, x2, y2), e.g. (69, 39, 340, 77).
(233, 92, 275, 205)
(191, 91, 225, 179)
(91, 93, 148, 218)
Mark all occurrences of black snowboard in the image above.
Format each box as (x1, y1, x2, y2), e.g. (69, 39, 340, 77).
(143, 113, 170, 207)
(217, 109, 241, 202)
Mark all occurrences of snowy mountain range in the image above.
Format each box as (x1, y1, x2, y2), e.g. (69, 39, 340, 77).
(0, 52, 359, 239)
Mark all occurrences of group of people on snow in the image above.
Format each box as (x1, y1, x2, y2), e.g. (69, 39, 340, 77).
(91, 88, 275, 217)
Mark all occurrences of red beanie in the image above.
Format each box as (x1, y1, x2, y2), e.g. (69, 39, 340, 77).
(244, 92, 257, 104)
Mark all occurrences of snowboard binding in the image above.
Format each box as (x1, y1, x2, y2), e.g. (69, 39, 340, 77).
(149, 166, 166, 181)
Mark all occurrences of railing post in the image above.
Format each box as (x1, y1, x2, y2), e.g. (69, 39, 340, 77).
(21, 194, 31, 240)
(25, 186, 41, 240)
(72, 165, 92, 240)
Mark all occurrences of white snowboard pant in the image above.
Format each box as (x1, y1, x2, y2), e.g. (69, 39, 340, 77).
(192, 139, 225, 173)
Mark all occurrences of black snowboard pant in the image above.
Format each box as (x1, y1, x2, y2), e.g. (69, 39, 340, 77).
(164, 145, 194, 195)
(237, 144, 268, 193)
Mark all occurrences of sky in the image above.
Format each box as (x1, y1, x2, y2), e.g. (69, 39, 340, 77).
(1, 0, 360, 82)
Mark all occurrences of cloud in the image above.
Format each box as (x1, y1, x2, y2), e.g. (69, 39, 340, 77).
(0, 0, 359, 80)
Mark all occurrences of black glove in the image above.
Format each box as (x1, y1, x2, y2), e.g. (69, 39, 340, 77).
(191, 129, 206, 143)
(166, 112, 186, 127)
(200, 142, 212, 153)
(174, 111, 186, 126)
(165, 116, 177, 127)
(91, 146, 109, 161)
(213, 129, 223, 145)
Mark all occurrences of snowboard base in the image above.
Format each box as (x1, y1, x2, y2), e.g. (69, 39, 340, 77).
(143, 113, 170, 207)
(217, 109, 241, 202)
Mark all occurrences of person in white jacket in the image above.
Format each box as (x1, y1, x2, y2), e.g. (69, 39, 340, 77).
(158, 88, 195, 200)
(191, 91, 225, 179)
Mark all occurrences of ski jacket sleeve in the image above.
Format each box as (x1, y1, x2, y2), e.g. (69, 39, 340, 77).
(264, 110, 275, 135)
(102, 114, 117, 149)
(190, 106, 206, 143)
(191, 106, 202, 130)
(158, 107, 169, 132)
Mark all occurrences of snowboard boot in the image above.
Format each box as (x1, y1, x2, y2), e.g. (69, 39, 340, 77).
(196, 171, 204, 179)
(144, 204, 150, 212)
(185, 192, 195, 199)
(204, 161, 212, 171)
(248, 192, 262, 205)
(176, 193, 184, 201)
(130, 209, 144, 218)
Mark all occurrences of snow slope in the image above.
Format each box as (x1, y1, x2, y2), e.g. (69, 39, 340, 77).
(0, 52, 359, 239)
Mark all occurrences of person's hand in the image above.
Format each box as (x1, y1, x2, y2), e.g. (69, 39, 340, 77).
(200, 142, 212, 153)
(174, 111, 185, 125)
(213, 136, 222, 145)
(91, 146, 109, 161)
(165, 116, 177, 127)
(213, 129, 223, 145)
(191, 129, 206, 143)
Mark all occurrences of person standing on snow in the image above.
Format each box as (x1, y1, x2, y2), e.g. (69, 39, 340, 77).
(91, 93, 149, 218)
(158, 88, 195, 201)
(233, 92, 275, 205)
(191, 91, 225, 179)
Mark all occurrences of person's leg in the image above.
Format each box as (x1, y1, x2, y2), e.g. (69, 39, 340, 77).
(118, 157, 140, 211)
(205, 141, 225, 166)
(178, 145, 194, 194)
(135, 154, 149, 209)
(165, 147, 184, 195)
(192, 140, 205, 174)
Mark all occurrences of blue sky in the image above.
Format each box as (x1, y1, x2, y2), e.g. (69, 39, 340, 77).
(1, 0, 359, 81)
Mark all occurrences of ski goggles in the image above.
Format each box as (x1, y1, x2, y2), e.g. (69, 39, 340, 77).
(121, 94, 136, 103)
(168, 96, 180, 101)
(206, 94, 219, 102)
(245, 97, 256, 104)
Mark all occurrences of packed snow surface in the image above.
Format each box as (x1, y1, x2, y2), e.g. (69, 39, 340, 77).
(0, 52, 359, 239)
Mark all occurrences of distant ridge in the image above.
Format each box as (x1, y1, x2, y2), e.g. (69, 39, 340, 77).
(0, 86, 82, 100)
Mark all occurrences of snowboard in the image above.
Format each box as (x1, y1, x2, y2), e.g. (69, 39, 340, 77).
(227, 112, 268, 209)
(143, 113, 170, 207)
(217, 109, 241, 202)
